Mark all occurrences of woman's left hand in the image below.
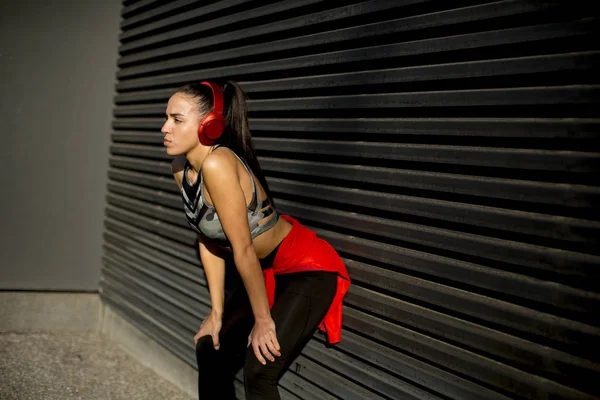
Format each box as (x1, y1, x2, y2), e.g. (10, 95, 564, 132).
(247, 317, 281, 365)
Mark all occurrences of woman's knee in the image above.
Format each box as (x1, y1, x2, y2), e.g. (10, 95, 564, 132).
(243, 356, 279, 390)
(195, 335, 216, 363)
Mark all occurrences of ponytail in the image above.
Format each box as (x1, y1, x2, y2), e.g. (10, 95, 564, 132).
(220, 81, 275, 203)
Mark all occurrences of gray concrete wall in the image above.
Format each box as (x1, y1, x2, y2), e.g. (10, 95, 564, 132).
(0, 1, 121, 290)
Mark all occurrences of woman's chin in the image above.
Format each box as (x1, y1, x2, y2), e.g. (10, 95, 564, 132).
(165, 146, 179, 156)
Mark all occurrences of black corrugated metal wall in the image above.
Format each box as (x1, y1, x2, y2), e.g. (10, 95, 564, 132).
(101, 1, 600, 399)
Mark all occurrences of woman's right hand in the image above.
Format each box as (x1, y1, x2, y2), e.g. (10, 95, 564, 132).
(194, 311, 222, 350)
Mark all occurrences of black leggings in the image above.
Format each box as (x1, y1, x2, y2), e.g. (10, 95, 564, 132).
(195, 267, 337, 400)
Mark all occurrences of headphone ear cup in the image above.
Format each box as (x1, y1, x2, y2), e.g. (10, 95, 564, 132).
(198, 112, 227, 145)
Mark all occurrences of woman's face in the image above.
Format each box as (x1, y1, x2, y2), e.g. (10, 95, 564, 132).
(161, 93, 202, 156)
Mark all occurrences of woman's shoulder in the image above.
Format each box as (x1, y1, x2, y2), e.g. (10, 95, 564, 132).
(204, 146, 241, 171)
(202, 148, 239, 183)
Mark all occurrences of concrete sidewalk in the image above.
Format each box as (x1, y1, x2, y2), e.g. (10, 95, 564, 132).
(0, 332, 193, 400)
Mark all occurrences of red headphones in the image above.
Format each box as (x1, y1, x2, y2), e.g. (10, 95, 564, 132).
(197, 81, 226, 146)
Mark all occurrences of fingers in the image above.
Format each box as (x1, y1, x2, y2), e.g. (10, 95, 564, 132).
(261, 342, 276, 363)
(266, 334, 281, 357)
(251, 333, 281, 364)
(212, 332, 220, 350)
(194, 322, 212, 346)
(252, 341, 267, 365)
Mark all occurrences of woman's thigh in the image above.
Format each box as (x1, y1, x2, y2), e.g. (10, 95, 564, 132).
(244, 271, 338, 379)
(196, 281, 255, 372)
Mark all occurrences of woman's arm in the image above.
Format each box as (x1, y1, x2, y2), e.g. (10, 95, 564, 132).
(172, 155, 226, 348)
(202, 151, 280, 364)
(201, 153, 270, 322)
(199, 238, 226, 317)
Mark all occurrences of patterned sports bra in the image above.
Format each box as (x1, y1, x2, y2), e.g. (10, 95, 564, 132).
(180, 145, 279, 247)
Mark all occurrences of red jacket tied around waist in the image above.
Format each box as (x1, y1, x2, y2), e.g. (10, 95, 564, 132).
(262, 215, 351, 344)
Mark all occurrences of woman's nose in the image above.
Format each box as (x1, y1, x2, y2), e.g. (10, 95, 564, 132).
(161, 121, 169, 134)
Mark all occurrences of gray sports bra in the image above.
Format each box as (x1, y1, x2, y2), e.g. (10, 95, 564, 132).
(180, 146, 279, 247)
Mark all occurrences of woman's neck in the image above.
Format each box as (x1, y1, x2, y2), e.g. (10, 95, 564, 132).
(186, 144, 214, 173)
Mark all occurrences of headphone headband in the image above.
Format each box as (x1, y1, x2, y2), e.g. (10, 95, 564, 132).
(200, 81, 224, 115)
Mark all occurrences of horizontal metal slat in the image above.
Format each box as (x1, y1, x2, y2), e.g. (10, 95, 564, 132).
(103, 237, 205, 304)
(109, 181, 598, 306)
(111, 130, 163, 143)
(115, 51, 600, 102)
(105, 177, 598, 332)
(104, 152, 600, 245)
(260, 157, 600, 207)
(343, 261, 600, 389)
(121, 0, 164, 19)
(324, 329, 511, 400)
(102, 255, 202, 329)
(106, 205, 196, 245)
(249, 117, 600, 138)
(103, 228, 201, 289)
(104, 217, 199, 267)
(110, 142, 171, 157)
(112, 118, 162, 130)
(120, 0, 253, 38)
(113, 86, 600, 116)
(117, 0, 561, 78)
(119, 0, 422, 56)
(102, 198, 596, 394)
(277, 371, 337, 400)
(112, 117, 600, 138)
(100, 287, 196, 367)
(345, 282, 599, 364)
(115, 19, 595, 90)
(104, 178, 596, 315)
(254, 137, 599, 172)
(109, 169, 174, 191)
(108, 180, 182, 209)
(341, 308, 594, 400)
(268, 178, 598, 243)
(106, 171, 596, 307)
(107, 192, 187, 228)
(344, 257, 599, 357)
(301, 340, 442, 400)
(278, 386, 304, 400)
(240, 51, 600, 93)
(102, 252, 207, 322)
(111, 188, 600, 326)
(109, 134, 600, 172)
(231, 351, 342, 400)
(290, 355, 383, 400)
(107, 149, 600, 207)
(103, 267, 369, 399)
(280, 200, 599, 277)
(316, 227, 590, 316)
(114, 89, 173, 105)
(100, 275, 193, 352)
(110, 157, 171, 176)
(249, 86, 600, 111)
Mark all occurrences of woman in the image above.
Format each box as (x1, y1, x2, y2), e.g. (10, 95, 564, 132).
(162, 80, 350, 399)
